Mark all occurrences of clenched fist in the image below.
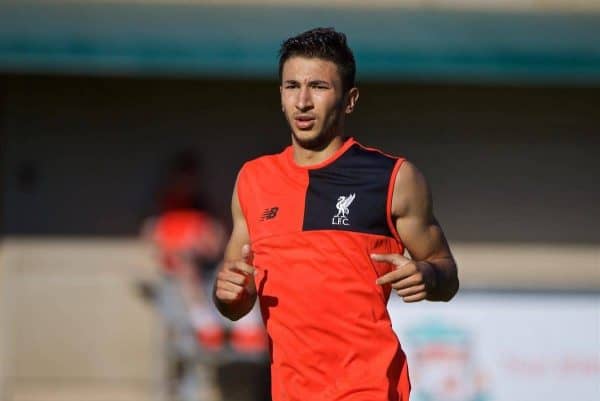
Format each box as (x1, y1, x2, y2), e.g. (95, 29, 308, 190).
(215, 244, 257, 304)
(371, 253, 437, 302)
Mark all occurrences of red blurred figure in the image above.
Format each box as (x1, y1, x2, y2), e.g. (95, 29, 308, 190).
(142, 151, 267, 376)
(150, 208, 226, 351)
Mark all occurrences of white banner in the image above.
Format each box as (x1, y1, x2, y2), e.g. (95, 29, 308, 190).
(389, 292, 600, 401)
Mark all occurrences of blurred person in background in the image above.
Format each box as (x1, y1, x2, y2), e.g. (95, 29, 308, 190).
(150, 152, 224, 346)
(141, 151, 266, 401)
(213, 28, 458, 401)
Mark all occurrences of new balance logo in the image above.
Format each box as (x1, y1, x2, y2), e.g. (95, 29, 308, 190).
(260, 207, 279, 221)
(332, 193, 356, 226)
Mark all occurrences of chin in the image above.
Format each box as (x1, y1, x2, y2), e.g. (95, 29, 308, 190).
(292, 130, 332, 151)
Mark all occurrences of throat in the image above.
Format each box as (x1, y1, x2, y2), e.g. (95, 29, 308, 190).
(292, 135, 346, 167)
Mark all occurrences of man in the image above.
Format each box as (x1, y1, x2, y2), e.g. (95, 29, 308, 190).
(213, 27, 459, 401)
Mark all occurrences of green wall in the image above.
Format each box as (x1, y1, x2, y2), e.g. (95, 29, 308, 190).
(1, 3, 600, 83)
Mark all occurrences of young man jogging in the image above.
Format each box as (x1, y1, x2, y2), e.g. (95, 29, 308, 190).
(214, 27, 459, 401)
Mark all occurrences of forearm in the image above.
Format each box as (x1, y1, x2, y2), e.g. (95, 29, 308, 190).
(422, 256, 459, 302)
(216, 181, 256, 320)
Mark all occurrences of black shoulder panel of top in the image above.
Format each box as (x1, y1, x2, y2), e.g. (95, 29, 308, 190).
(302, 144, 397, 237)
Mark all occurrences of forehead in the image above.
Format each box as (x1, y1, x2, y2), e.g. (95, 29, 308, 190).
(281, 56, 341, 83)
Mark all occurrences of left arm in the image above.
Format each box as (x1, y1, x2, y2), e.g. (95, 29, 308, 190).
(372, 161, 459, 302)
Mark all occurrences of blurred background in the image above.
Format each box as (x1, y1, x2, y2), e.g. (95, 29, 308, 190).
(0, 1, 599, 401)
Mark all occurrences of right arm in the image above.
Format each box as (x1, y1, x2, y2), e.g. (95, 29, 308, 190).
(212, 181, 257, 321)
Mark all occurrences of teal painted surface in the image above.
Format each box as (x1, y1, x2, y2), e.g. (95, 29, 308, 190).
(1, 3, 599, 83)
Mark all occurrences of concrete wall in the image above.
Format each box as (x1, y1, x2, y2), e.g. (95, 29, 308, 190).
(0, 238, 163, 401)
(2, 76, 599, 243)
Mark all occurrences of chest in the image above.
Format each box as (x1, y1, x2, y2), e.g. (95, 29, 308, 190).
(242, 164, 395, 241)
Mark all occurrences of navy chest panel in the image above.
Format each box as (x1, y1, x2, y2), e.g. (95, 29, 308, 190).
(302, 144, 397, 237)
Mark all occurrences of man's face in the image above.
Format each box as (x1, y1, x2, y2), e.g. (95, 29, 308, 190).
(280, 56, 355, 150)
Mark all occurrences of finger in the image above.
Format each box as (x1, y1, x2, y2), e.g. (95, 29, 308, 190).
(233, 260, 255, 276)
(218, 270, 248, 286)
(371, 253, 410, 266)
(215, 282, 242, 296)
(216, 280, 245, 294)
(215, 288, 242, 303)
(396, 284, 425, 297)
(376, 268, 413, 285)
(390, 274, 422, 290)
(403, 291, 427, 303)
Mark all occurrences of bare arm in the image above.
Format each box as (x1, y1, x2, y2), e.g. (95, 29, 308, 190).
(372, 161, 459, 302)
(212, 181, 257, 320)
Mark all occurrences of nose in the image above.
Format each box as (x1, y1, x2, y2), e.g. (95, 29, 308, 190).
(296, 86, 313, 112)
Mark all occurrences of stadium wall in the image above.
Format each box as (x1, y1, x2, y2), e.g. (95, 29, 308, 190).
(1, 75, 598, 244)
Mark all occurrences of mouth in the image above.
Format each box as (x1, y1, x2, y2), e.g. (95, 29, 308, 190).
(294, 115, 316, 130)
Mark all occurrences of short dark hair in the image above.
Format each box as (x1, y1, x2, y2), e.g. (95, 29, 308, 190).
(278, 27, 356, 92)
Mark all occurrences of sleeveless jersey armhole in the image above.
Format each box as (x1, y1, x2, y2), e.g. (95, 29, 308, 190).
(236, 163, 250, 221)
(386, 158, 406, 249)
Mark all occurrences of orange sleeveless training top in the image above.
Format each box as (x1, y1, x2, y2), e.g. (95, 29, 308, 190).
(237, 137, 411, 401)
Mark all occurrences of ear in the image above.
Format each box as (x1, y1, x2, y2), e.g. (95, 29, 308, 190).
(280, 85, 285, 112)
(344, 87, 359, 114)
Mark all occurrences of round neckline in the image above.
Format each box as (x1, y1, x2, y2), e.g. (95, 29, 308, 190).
(285, 137, 356, 171)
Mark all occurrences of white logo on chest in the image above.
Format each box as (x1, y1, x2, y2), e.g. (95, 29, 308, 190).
(332, 193, 356, 226)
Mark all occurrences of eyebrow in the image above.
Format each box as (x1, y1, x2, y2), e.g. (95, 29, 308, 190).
(282, 79, 331, 86)
(309, 80, 331, 86)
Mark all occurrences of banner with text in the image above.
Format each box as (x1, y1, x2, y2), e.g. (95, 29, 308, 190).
(389, 292, 599, 401)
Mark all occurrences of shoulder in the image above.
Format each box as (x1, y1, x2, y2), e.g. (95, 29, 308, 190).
(395, 160, 427, 189)
(319, 139, 402, 175)
(243, 153, 282, 168)
(341, 139, 421, 193)
(351, 140, 403, 163)
(392, 160, 432, 218)
(237, 149, 287, 182)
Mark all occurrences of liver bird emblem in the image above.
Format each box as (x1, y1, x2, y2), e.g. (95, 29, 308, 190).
(334, 193, 356, 218)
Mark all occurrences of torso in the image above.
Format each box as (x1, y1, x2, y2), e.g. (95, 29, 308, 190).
(237, 137, 411, 401)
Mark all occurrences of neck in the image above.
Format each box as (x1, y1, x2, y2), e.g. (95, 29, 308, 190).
(291, 134, 346, 167)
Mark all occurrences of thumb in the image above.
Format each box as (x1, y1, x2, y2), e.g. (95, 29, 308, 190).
(241, 244, 253, 263)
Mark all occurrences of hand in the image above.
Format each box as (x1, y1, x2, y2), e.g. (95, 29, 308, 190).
(215, 244, 256, 304)
(371, 253, 437, 302)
